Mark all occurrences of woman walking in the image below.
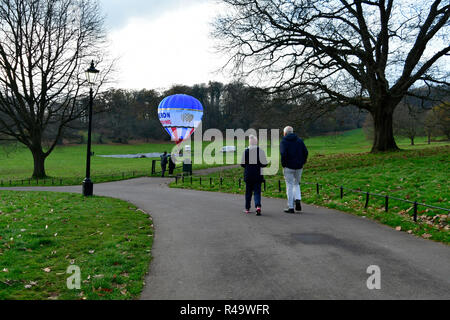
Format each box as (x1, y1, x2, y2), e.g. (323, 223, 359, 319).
(241, 135, 268, 216)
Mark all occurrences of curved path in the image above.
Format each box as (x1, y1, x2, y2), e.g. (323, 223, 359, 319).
(1, 178, 449, 300)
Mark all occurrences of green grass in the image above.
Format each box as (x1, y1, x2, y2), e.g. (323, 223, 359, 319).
(305, 129, 450, 155)
(0, 129, 448, 186)
(0, 191, 153, 300)
(171, 144, 450, 244)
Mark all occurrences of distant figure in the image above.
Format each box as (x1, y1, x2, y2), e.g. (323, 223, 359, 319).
(241, 135, 268, 216)
(280, 126, 309, 214)
(168, 154, 176, 176)
(160, 151, 169, 177)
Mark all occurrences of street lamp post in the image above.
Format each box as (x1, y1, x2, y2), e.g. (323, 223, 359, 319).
(82, 61, 99, 197)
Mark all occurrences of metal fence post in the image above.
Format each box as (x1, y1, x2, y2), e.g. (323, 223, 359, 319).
(264, 180, 266, 192)
(316, 183, 320, 195)
(385, 196, 389, 212)
(279, 180, 282, 193)
(414, 202, 418, 222)
(365, 192, 370, 209)
(340, 186, 344, 199)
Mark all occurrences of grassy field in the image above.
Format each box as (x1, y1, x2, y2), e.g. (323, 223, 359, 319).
(0, 191, 153, 300)
(1, 129, 448, 184)
(171, 132, 450, 244)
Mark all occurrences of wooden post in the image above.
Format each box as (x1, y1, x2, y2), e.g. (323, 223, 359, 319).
(151, 160, 156, 175)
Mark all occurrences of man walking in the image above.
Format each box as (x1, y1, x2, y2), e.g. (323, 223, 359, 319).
(280, 127, 309, 214)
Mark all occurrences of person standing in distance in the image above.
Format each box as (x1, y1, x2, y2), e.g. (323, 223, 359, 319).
(280, 126, 309, 214)
(160, 151, 169, 177)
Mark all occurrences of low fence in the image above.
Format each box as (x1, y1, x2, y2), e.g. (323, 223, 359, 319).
(174, 176, 450, 223)
(0, 161, 184, 188)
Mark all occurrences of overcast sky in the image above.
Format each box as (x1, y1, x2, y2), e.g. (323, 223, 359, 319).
(99, 0, 229, 90)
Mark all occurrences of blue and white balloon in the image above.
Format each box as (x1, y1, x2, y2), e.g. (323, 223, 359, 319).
(158, 94, 204, 144)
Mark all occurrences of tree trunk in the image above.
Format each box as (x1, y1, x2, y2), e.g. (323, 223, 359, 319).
(411, 137, 415, 146)
(31, 148, 47, 179)
(428, 133, 431, 145)
(371, 108, 400, 152)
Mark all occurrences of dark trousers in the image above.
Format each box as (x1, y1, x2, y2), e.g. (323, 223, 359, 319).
(161, 164, 167, 177)
(245, 181, 262, 210)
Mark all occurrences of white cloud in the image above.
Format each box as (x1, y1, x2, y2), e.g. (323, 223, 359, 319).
(107, 1, 229, 90)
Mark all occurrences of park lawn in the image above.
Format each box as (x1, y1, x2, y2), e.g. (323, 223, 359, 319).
(171, 145, 450, 244)
(0, 129, 449, 185)
(0, 139, 243, 184)
(305, 129, 450, 155)
(0, 191, 153, 300)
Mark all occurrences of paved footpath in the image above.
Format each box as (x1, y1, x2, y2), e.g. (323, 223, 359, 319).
(1, 178, 449, 300)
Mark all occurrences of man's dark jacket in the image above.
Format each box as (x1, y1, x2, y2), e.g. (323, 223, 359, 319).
(280, 133, 309, 169)
(160, 154, 169, 167)
(241, 147, 268, 183)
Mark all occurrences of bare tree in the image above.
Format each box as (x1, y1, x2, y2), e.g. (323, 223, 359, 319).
(393, 101, 424, 146)
(214, 0, 450, 152)
(432, 102, 450, 139)
(0, 0, 110, 178)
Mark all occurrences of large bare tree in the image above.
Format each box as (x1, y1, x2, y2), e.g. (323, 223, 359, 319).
(214, 0, 450, 152)
(0, 0, 109, 178)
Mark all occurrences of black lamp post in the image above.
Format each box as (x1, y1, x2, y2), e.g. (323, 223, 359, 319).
(82, 61, 99, 197)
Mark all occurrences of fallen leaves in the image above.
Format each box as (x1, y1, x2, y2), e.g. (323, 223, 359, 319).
(24, 281, 38, 289)
(43, 267, 51, 273)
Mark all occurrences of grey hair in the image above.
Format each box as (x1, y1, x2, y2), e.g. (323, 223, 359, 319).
(284, 126, 294, 135)
(249, 135, 258, 145)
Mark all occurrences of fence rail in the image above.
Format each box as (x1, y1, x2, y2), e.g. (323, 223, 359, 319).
(174, 175, 449, 223)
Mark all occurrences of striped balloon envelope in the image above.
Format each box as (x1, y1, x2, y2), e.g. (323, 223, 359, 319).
(158, 94, 204, 145)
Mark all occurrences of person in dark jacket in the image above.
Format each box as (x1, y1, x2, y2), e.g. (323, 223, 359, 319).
(241, 135, 268, 216)
(280, 126, 309, 214)
(168, 154, 176, 176)
(160, 151, 169, 177)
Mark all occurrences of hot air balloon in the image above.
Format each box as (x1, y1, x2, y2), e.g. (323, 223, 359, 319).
(158, 94, 204, 145)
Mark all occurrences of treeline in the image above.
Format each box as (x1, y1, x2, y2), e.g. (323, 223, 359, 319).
(61, 81, 369, 145)
(364, 86, 450, 145)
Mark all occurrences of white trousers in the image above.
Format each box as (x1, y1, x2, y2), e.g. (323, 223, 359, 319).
(284, 168, 303, 209)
